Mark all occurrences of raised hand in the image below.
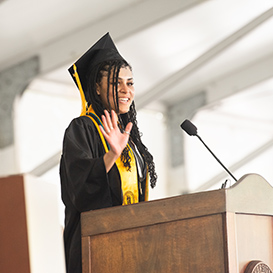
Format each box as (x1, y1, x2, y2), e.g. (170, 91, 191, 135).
(99, 110, 132, 172)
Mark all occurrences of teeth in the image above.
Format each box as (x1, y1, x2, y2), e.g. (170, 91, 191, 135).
(119, 98, 129, 102)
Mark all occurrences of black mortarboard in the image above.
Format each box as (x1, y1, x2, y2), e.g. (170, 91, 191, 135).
(68, 32, 125, 99)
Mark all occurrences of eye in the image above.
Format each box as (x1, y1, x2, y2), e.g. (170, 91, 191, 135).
(128, 82, 134, 86)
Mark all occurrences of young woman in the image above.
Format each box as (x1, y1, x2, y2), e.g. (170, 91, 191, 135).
(60, 33, 157, 273)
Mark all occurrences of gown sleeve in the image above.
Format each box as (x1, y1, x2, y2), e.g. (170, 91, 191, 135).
(60, 116, 113, 212)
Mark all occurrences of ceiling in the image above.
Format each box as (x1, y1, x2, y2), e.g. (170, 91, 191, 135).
(2, 0, 273, 192)
(1, 0, 273, 109)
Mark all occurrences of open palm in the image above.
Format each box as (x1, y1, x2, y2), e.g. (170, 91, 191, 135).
(100, 110, 132, 157)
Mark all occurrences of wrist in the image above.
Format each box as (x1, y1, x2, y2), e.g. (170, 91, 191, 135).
(107, 149, 120, 161)
(103, 149, 120, 173)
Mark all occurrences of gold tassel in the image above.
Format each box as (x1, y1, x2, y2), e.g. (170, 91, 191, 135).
(72, 64, 87, 116)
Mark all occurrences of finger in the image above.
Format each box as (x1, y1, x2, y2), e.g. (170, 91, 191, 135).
(124, 122, 133, 136)
(111, 110, 118, 129)
(99, 125, 109, 138)
(104, 110, 114, 130)
(101, 115, 111, 134)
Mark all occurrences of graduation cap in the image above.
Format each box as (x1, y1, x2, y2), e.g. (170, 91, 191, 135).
(68, 32, 125, 115)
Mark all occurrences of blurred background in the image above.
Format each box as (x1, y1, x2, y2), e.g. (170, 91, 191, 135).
(1, 0, 273, 256)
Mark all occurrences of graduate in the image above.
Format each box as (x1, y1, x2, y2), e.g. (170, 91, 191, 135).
(60, 32, 157, 273)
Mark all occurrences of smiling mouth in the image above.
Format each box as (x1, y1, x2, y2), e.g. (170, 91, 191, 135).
(119, 98, 129, 103)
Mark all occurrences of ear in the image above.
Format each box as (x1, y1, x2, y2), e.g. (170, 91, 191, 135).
(96, 83, 100, 95)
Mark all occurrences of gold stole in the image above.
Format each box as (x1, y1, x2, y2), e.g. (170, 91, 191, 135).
(72, 64, 148, 204)
(86, 108, 139, 205)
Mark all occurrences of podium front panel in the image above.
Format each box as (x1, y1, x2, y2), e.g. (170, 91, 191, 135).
(83, 213, 228, 273)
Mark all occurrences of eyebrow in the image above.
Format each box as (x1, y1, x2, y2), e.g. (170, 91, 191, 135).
(117, 77, 134, 81)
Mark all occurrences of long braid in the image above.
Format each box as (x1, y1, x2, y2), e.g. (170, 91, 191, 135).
(121, 103, 157, 188)
(86, 64, 105, 116)
(86, 59, 157, 188)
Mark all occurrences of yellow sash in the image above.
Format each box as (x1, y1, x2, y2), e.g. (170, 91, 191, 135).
(85, 108, 139, 205)
(71, 63, 148, 204)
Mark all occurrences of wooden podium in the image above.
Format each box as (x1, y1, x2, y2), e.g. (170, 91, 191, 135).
(81, 174, 273, 273)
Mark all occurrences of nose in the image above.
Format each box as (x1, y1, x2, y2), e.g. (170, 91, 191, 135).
(119, 82, 130, 93)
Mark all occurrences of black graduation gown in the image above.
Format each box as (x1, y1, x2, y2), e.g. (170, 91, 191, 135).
(60, 115, 146, 273)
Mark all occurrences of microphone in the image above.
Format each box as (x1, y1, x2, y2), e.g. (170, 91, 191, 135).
(180, 119, 237, 183)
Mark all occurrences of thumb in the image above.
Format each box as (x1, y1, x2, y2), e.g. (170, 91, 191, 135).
(124, 122, 133, 134)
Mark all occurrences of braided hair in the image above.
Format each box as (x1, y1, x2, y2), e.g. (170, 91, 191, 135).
(86, 59, 157, 188)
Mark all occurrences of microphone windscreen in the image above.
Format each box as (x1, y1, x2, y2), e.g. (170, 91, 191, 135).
(180, 119, 198, 136)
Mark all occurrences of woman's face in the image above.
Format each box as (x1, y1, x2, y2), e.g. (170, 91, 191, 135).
(96, 66, 135, 114)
